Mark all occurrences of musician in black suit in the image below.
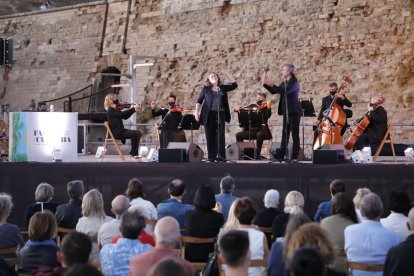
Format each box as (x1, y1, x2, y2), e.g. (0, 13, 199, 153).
(150, 95, 186, 148)
(195, 70, 238, 162)
(261, 64, 301, 161)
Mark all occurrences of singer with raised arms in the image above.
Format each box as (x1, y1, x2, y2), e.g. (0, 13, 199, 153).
(194, 70, 238, 162)
(261, 64, 301, 162)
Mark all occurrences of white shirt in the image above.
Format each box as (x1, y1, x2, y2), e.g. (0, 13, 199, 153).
(380, 212, 410, 242)
(98, 218, 121, 247)
(240, 227, 266, 276)
(130, 197, 157, 219)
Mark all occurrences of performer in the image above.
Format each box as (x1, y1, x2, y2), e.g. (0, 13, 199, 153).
(104, 94, 142, 159)
(353, 95, 387, 151)
(235, 92, 272, 159)
(194, 70, 238, 162)
(261, 64, 301, 162)
(150, 95, 186, 148)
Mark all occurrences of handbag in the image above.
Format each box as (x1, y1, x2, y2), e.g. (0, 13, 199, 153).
(201, 245, 219, 276)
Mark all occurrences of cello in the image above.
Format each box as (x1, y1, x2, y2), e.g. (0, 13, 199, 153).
(313, 76, 352, 149)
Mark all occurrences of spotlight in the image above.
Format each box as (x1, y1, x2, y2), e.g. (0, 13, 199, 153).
(351, 150, 363, 164)
(139, 146, 149, 158)
(404, 147, 414, 161)
(362, 146, 372, 163)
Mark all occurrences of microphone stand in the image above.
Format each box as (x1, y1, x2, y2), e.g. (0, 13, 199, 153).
(216, 92, 223, 162)
(283, 79, 290, 162)
(158, 108, 171, 148)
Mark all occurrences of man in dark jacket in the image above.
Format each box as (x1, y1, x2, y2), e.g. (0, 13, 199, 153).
(55, 180, 84, 229)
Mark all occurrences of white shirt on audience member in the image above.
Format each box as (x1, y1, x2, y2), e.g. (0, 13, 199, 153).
(130, 197, 157, 219)
(380, 211, 410, 242)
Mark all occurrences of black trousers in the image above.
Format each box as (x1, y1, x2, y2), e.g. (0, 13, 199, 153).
(205, 111, 226, 160)
(159, 129, 187, 148)
(354, 132, 370, 151)
(117, 129, 142, 156)
(280, 113, 301, 159)
(236, 128, 266, 156)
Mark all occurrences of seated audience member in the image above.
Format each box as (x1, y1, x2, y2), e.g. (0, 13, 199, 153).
(100, 209, 152, 276)
(130, 216, 194, 276)
(0, 193, 24, 252)
(219, 230, 250, 276)
(126, 178, 157, 220)
(17, 211, 59, 274)
(98, 195, 130, 247)
(314, 179, 345, 222)
(148, 258, 187, 276)
(184, 185, 224, 262)
(64, 263, 103, 276)
(320, 193, 357, 273)
(254, 189, 283, 227)
(353, 187, 371, 222)
(157, 179, 194, 228)
(268, 213, 311, 276)
(24, 183, 59, 227)
(76, 189, 112, 260)
(380, 190, 411, 242)
(55, 180, 84, 228)
(289, 247, 326, 276)
(215, 175, 238, 221)
(285, 223, 345, 276)
(345, 193, 399, 276)
(384, 207, 414, 276)
(0, 257, 17, 276)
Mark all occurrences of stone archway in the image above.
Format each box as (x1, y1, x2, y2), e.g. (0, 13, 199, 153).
(90, 66, 121, 113)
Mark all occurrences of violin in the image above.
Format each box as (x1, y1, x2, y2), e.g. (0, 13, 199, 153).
(257, 101, 271, 111)
(116, 103, 134, 111)
(169, 105, 184, 113)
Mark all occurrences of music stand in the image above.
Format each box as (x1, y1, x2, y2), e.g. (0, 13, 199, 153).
(238, 109, 261, 129)
(300, 100, 315, 159)
(180, 114, 200, 143)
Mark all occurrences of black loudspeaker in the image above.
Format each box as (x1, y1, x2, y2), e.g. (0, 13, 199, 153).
(159, 148, 186, 163)
(77, 124, 86, 154)
(167, 142, 204, 162)
(320, 144, 345, 160)
(0, 38, 4, 66)
(4, 38, 12, 66)
(226, 142, 256, 160)
(313, 149, 338, 164)
(270, 142, 304, 160)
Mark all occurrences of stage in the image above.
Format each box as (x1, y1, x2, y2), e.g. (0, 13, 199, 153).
(1, 155, 414, 227)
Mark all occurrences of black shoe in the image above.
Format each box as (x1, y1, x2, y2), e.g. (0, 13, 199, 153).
(121, 139, 126, 145)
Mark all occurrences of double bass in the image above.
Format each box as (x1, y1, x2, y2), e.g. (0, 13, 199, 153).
(313, 76, 352, 149)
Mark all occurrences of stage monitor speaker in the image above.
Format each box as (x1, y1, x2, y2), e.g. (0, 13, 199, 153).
(167, 142, 204, 162)
(4, 38, 12, 66)
(226, 142, 256, 160)
(77, 124, 86, 154)
(0, 38, 4, 66)
(159, 148, 186, 163)
(270, 142, 304, 161)
(313, 149, 338, 164)
(320, 144, 345, 160)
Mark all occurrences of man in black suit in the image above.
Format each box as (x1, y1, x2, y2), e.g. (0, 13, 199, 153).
(384, 208, 414, 276)
(55, 180, 84, 229)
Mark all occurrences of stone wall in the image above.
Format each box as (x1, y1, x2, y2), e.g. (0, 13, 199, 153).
(1, 0, 413, 149)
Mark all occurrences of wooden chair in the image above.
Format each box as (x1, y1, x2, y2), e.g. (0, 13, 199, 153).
(102, 121, 125, 161)
(259, 226, 273, 248)
(346, 261, 383, 275)
(181, 236, 216, 273)
(373, 124, 396, 162)
(57, 227, 75, 245)
(0, 246, 18, 266)
(218, 254, 268, 276)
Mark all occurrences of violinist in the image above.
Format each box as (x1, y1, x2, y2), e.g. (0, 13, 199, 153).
(104, 93, 142, 159)
(235, 92, 272, 159)
(150, 94, 186, 148)
(353, 95, 387, 151)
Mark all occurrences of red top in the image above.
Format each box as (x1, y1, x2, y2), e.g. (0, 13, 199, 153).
(111, 230, 155, 247)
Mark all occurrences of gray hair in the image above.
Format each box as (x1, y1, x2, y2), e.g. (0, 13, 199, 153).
(283, 64, 297, 75)
(35, 182, 54, 202)
(408, 208, 414, 231)
(264, 189, 280, 208)
(154, 216, 181, 245)
(360, 193, 383, 220)
(128, 205, 149, 219)
(67, 180, 84, 199)
(111, 195, 130, 217)
(81, 189, 105, 218)
(220, 176, 235, 194)
(0, 193, 13, 221)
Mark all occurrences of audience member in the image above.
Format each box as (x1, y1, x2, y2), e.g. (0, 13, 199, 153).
(55, 180, 84, 229)
(98, 195, 130, 247)
(0, 257, 17, 276)
(100, 209, 152, 276)
(384, 207, 414, 276)
(59, 231, 92, 268)
(64, 263, 103, 276)
(221, 200, 241, 232)
(126, 178, 157, 220)
(320, 193, 357, 273)
(219, 230, 250, 276)
(345, 193, 399, 276)
(24, 183, 59, 227)
(148, 258, 187, 276)
(157, 179, 194, 228)
(130, 216, 194, 276)
(17, 211, 59, 274)
(314, 179, 345, 222)
(215, 175, 238, 221)
(76, 189, 112, 260)
(353, 187, 371, 222)
(289, 247, 326, 276)
(184, 185, 224, 262)
(380, 190, 411, 242)
(0, 193, 24, 252)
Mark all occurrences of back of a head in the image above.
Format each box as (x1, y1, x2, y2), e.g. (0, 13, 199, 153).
(219, 230, 249, 268)
(0, 193, 13, 221)
(154, 216, 181, 245)
(388, 190, 411, 216)
(148, 258, 186, 276)
(35, 182, 54, 202)
(126, 178, 145, 199)
(332, 193, 358, 223)
(284, 213, 312, 244)
(360, 193, 383, 220)
(264, 189, 280, 208)
(408, 207, 414, 231)
(220, 176, 235, 194)
(67, 180, 84, 199)
(64, 263, 103, 276)
(168, 179, 185, 197)
(329, 179, 345, 195)
(224, 200, 241, 230)
(111, 195, 130, 216)
(234, 197, 258, 225)
(353, 187, 371, 209)
(61, 232, 92, 267)
(82, 189, 105, 218)
(194, 185, 216, 211)
(285, 191, 305, 215)
(121, 209, 146, 239)
(28, 210, 57, 241)
(289, 247, 325, 276)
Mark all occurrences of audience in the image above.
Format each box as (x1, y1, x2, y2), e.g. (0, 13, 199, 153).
(130, 216, 194, 276)
(59, 231, 92, 268)
(219, 230, 250, 276)
(380, 190, 411, 242)
(320, 192, 357, 273)
(215, 175, 238, 221)
(0, 193, 24, 252)
(64, 263, 103, 276)
(17, 211, 59, 274)
(221, 200, 241, 231)
(148, 258, 187, 276)
(254, 189, 282, 227)
(353, 187, 371, 222)
(55, 180, 84, 229)
(314, 179, 345, 222)
(24, 183, 59, 227)
(345, 193, 399, 276)
(157, 179, 194, 228)
(126, 178, 157, 220)
(98, 195, 130, 247)
(289, 247, 326, 276)
(384, 207, 414, 276)
(0, 257, 17, 276)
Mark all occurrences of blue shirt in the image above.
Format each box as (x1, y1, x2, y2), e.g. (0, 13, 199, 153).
(100, 238, 152, 276)
(157, 198, 194, 228)
(345, 220, 400, 276)
(268, 240, 285, 276)
(313, 200, 332, 222)
(215, 193, 238, 221)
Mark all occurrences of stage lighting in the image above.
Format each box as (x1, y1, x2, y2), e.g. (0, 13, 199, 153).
(95, 146, 106, 158)
(51, 148, 62, 162)
(362, 146, 372, 163)
(139, 146, 149, 158)
(351, 150, 363, 164)
(404, 147, 414, 161)
(146, 148, 158, 162)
